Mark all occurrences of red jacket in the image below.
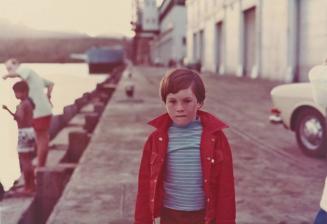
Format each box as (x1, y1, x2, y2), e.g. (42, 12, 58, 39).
(134, 110, 236, 224)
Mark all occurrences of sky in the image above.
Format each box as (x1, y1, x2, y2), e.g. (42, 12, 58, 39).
(0, 0, 136, 37)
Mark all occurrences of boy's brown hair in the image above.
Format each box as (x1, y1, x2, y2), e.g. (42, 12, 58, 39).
(13, 80, 29, 93)
(160, 68, 205, 104)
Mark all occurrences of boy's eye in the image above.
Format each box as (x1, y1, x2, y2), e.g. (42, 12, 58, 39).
(183, 99, 192, 103)
(168, 100, 176, 104)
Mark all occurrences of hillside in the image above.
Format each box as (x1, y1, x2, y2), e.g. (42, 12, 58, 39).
(0, 19, 132, 62)
(0, 18, 88, 39)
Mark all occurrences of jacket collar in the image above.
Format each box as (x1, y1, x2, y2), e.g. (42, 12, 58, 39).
(148, 110, 228, 133)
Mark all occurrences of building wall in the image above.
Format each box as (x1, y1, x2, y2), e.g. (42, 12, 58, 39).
(186, 0, 327, 82)
(224, 1, 242, 76)
(172, 6, 187, 64)
(260, 0, 288, 81)
(296, 0, 327, 81)
(142, 0, 159, 31)
(133, 0, 158, 65)
(150, 3, 186, 66)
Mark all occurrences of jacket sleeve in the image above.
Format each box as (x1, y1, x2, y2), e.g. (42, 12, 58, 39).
(134, 135, 154, 224)
(216, 132, 236, 224)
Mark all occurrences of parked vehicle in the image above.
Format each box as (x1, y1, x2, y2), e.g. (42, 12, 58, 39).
(269, 83, 327, 157)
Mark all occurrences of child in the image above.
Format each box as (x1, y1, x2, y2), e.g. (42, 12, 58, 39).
(2, 81, 36, 195)
(3, 58, 54, 167)
(134, 68, 235, 224)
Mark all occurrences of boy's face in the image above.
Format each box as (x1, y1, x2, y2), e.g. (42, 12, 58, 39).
(14, 91, 26, 100)
(165, 86, 202, 127)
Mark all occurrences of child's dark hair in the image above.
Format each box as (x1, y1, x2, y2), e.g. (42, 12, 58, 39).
(160, 68, 205, 104)
(13, 81, 29, 93)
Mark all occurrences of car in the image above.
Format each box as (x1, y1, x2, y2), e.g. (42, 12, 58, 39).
(269, 82, 327, 157)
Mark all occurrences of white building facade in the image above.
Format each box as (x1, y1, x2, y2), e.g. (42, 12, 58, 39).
(132, 0, 159, 64)
(141, 0, 159, 31)
(186, 0, 327, 82)
(150, 0, 187, 66)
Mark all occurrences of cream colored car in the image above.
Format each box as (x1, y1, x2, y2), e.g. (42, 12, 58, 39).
(270, 83, 327, 157)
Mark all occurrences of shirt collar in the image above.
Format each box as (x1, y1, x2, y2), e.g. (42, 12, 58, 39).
(148, 110, 228, 133)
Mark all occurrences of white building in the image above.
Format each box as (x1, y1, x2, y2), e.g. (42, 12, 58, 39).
(150, 0, 187, 66)
(186, 0, 327, 82)
(141, 0, 159, 31)
(132, 0, 159, 64)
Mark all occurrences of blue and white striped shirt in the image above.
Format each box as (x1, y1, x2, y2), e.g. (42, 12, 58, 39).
(163, 119, 205, 211)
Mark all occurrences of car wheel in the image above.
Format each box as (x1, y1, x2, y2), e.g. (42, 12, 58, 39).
(295, 109, 327, 157)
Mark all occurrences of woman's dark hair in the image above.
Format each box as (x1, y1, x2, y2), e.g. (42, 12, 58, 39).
(160, 68, 205, 104)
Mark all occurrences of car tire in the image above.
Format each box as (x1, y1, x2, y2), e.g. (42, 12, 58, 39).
(295, 109, 327, 157)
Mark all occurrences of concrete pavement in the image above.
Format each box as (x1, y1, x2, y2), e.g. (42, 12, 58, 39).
(47, 66, 327, 224)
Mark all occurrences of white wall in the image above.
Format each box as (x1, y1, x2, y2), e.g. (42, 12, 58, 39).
(142, 0, 159, 31)
(260, 0, 288, 81)
(186, 0, 327, 81)
(151, 3, 186, 65)
(172, 6, 187, 63)
(224, 1, 242, 76)
(297, 0, 327, 81)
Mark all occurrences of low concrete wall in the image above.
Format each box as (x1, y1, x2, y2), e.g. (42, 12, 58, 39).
(15, 66, 125, 224)
(46, 65, 158, 224)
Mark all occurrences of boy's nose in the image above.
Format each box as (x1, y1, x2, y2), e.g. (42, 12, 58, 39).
(176, 103, 184, 111)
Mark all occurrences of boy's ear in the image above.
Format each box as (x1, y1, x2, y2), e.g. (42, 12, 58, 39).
(197, 102, 203, 109)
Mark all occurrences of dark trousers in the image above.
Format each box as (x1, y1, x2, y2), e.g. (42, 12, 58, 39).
(160, 207, 215, 224)
(314, 209, 327, 224)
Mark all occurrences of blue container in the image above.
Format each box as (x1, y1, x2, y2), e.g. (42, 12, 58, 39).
(86, 47, 124, 74)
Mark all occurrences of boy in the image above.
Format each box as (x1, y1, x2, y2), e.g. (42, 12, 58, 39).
(2, 81, 36, 195)
(134, 68, 236, 224)
(3, 58, 53, 167)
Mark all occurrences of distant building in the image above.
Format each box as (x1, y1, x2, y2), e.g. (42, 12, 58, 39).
(149, 0, 187, 66)
(186, 0, 327, 82)
(131, 0, 159, 64)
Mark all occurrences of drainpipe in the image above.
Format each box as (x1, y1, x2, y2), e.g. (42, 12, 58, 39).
(219, 3, 227, 76)
(251, 0, 262, 79)
(237, 0, 244, 77)
(286, 0, 298, 83)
